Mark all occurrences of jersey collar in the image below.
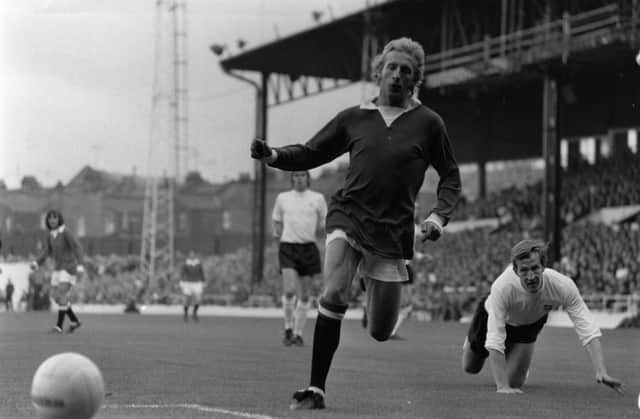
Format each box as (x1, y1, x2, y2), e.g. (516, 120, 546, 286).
(360, 96, 421, 111)
(50, 225, 65, 238)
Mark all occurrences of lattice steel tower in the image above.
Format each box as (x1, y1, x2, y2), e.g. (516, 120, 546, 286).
(140, 0, 189, 297)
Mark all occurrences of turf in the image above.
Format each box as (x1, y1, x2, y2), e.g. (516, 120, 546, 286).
(1, 312, 638, 418)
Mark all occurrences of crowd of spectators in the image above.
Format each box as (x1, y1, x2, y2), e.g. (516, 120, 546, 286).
(561, 222, 640, 296)
(453, 153, 640, 227)
(453, 183, 542, 226)
(561, 153, 640, 223)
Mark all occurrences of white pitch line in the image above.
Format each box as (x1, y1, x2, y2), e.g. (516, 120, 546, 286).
(104, 403, 281, 419)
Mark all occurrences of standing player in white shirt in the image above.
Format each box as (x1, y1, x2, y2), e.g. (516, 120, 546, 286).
(273, 171, 328, 346)
(462, 239, 623, 394)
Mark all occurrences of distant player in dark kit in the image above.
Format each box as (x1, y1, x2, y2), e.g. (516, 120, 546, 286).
(462, 239, 623, 394)
(251, 37, 461, 409)
(5, 278, 14, 312)
(180, 250, 206, 322)
(272, 170, 328, 346)
(32, 210, 84, 334)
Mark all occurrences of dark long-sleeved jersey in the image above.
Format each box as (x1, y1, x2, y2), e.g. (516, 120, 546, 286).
(36, 226, 84, 274)
(181, 259, 205, 282)
(270, 102, 461, 259)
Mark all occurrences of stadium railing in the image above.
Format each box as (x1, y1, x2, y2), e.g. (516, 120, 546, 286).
(424, 3, 630, 82)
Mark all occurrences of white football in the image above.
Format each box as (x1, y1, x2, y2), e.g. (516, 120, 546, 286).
(31, 352, 105, 419)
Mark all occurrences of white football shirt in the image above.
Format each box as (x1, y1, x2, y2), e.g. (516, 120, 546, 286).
(272, 189, 328, 243)
(484, 266, 602, 354)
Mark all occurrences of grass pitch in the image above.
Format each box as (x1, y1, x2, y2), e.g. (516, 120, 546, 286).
(1, 312, 638, 418)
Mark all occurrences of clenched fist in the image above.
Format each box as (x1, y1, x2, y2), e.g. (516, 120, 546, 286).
(420, 214, 444, 242)
(250, 138, 274, 161)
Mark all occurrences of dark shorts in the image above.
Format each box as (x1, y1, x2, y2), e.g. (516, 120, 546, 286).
(467, 295, 547, 358)
(278, 242, 322, 277)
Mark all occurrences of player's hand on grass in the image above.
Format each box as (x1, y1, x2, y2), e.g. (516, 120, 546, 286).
(496, 387, 524, 394)
(596, 373, 624, 394)
(250, 138, 276, 163)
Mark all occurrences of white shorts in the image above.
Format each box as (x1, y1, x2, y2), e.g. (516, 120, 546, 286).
(179, 281, 204, 297)
(326, 229, 409, 283)
(51, 270, 77, 287)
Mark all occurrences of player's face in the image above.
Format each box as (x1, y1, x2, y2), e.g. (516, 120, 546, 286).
(291, 172, 308, 191)
(47, 214, 59, 229)
(515, 253, 544, 294)
(378, 51, 416, 107)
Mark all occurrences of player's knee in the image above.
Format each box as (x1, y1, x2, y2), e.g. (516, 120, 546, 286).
(509, 378, 525, 388)
(299, 295, 309, 304)
(284, 291, 296, 300)
(463, 361, 483, 374)
(322, 288, 349, 307)
(462, 343, 485, 374)
(368, 325, 392, 342)
(508, 374, 526, 388)
(317, 296, 348, 321)
(370, 330, 391, 342)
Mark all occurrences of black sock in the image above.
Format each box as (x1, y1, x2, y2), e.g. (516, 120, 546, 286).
(309, 300, 347, 393)
(193, 304, 199, 315)
(184, 306, 189, 316)
(67, 307, 79, 323)
(56, 310, 65, 329)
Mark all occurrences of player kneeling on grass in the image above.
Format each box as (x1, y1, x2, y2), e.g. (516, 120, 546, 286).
(180, 250, 206, 322)
(462, 239, 623, 394)
(31, 210, 84, 334)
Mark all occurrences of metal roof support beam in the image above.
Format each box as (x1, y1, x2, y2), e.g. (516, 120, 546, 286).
(632, 0, 638, 48)
(255, 72, 268, 286)
(220, 69, 268, 285)
(265, 73, 353, 107)
(425, 4, 630, 88)
(542, 74, 561, 265)
(361, 7, 388, 82)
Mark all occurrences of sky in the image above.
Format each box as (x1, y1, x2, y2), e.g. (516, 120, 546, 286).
(0, 0, 376, 189)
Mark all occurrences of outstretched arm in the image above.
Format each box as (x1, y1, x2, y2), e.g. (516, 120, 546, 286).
(251, 140, 278, 164)
(484, 293, 523, 394)
(584, 337, 623, 394)
(559, 272, 623, 394)
(487, 350, 523, 394)
(250, 111, 348, 171)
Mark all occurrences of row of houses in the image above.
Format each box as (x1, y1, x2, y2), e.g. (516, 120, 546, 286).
(0, 165, 356, 257)
(1, 166, 231, 256)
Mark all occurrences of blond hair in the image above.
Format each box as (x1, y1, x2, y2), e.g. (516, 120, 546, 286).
(511, 239, 547, 270)
(371, 37, 425, 90)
